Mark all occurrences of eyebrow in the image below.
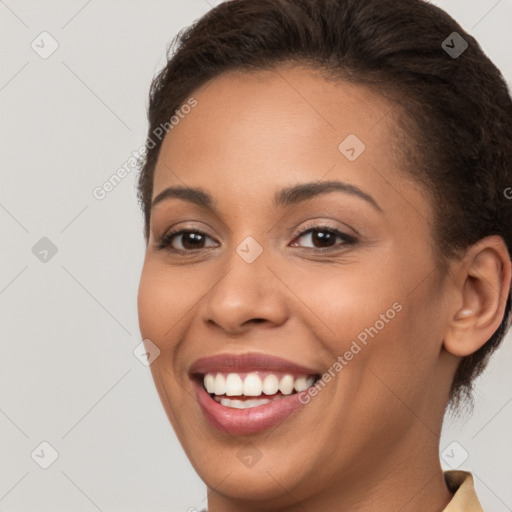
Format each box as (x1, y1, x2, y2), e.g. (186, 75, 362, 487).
(151, 180, 382, 212)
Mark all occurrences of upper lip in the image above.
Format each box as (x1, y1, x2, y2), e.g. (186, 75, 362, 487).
(189, 352, 322, 376)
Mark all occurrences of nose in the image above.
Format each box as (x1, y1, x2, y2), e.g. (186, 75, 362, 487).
(200, 247, 289, 335)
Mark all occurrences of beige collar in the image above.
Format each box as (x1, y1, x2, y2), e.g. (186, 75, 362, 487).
(443, 470, 484, 511)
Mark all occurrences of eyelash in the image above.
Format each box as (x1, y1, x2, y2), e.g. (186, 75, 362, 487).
(155, 224, 357, 253)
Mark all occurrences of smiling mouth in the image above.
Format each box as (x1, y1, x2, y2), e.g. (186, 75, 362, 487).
(189, 353, 324, 434)
(194, 371, 322, 409)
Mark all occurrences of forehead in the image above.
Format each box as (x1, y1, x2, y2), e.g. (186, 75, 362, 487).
(152, 64, 426, 218)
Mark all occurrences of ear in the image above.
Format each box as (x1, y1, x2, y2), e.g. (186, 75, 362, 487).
(443, 235, 512, 357)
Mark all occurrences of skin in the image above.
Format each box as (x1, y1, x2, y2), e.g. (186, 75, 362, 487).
(137, 64, 511, 511)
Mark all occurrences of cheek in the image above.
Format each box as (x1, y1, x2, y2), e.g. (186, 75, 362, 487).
(288, 261, 404, 347)
(137, 266, 166, 342)
(288, 257, 440, 385)
(137, 260, 200, 345)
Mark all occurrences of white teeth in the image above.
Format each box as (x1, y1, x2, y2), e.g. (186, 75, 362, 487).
(262, 374, 279, 395)
(225, 373, 243, 396)
(294, 376, 314, 392)
(219, 397, 272, 409)
(213, 374, 226, 395)
(203, 372, 316, 397)
(243, 373, 263, 396)
(278, 374, 295, 395)
(204, 374, 215, 394)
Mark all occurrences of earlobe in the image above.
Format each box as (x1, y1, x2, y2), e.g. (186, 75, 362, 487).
(443, 235, 512, 358)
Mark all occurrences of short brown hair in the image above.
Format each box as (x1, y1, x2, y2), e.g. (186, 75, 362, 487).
(137, 0, 512, 408)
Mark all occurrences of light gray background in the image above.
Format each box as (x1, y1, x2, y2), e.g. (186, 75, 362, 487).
(1, 1, 511, 511)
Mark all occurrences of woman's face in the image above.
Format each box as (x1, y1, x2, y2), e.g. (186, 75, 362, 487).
(137, 65, 458, 505)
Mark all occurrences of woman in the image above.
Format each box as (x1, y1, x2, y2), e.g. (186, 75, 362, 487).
(136, 0, 512, 510)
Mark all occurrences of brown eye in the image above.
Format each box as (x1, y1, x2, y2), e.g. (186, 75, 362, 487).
(176, 232, 208, 250)
(157, 230, 218, 251)
(291, 227, 356, 250)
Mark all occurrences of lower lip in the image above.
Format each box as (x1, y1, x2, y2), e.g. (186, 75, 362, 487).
(193, 379, 309, 435)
